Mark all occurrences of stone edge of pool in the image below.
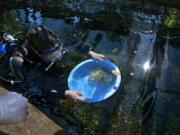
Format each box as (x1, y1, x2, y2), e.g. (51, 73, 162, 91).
(0, 86, 69, 135)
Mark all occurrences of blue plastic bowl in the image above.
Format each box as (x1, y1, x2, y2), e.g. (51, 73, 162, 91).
(68, 59, 121, 102)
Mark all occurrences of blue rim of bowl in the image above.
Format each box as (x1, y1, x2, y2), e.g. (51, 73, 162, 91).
(68, 59, 121, 102)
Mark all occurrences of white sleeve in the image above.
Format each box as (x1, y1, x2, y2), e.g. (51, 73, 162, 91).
(0, 92, 28, 125)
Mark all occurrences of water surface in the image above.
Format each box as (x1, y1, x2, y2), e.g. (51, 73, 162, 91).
(0, 0, 180, 135)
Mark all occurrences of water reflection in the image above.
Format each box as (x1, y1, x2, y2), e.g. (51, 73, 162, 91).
(0, 0, 179, 135)
(27, 8, 42, 24)
(143, 61, 150, 71)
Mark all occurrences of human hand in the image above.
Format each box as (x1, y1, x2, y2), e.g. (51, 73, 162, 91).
(88, 51, 107, 61)
(0, 92, 28, 125)
(65, 90, 89, 103)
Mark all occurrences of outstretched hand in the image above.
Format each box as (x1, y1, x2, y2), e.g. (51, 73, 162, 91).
(88, 51, 107, 61)
(65, 90, 89, 103)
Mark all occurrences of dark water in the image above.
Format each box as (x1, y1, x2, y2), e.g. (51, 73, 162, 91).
(0, 0, 180, 135)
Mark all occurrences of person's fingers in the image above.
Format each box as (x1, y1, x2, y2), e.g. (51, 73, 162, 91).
(76, 97, 89, 103)
(96, 55, 104, 61)
(75, 91, 83, 96)
(98, 57, 103, 61)
(99, 54, 108, 59)
(101, 55, 107, 59)
(95, 54, 107, 61)
(98, 54, 105, 57)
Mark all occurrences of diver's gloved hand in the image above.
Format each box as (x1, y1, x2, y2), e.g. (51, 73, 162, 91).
(0, 92, 28, 125)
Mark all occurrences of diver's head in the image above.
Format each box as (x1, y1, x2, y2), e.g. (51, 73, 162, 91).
(26, 25, 63, 65)
(26, 25, 59, 54)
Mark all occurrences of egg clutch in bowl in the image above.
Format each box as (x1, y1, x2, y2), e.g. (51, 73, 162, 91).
(68, 59, 121, 103)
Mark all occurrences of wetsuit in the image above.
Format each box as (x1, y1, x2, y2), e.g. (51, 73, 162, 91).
(10, 27, 91, 104)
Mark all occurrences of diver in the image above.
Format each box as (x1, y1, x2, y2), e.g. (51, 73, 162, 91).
(0, 33, 28, 125)
(0, 25, 105, 124)
(8, 25, 106, 103)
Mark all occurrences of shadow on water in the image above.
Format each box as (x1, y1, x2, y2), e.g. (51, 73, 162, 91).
(0, 0, 180, 135)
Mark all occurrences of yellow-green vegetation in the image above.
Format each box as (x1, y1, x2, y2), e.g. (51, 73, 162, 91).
(58, 99, 105, 134)
(0, 10, 21, 33)
(89, 67, 113, 84)
(167, 112, 180, 132)
(177, 100, 180, 104)
(56, 50, 88, 73)
(57, 80, 143, 135)
(164, 8, 180, 29)
(104, 53, 127, 72)
(58, 99, 76, 113)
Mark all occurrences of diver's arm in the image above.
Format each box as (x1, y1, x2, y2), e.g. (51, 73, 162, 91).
(68, 42, 106, 61)
(66, 42, 91, 54)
